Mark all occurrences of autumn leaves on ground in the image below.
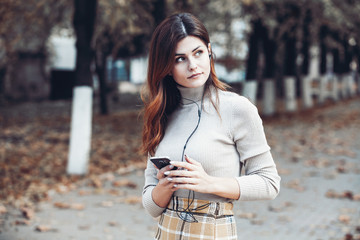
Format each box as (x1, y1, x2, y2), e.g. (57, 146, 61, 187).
(1, 95, 360, 208)
(0, 99, 146, 206)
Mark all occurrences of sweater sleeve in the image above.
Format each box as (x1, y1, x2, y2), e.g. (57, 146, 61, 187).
(231, 96, 270, 162)
(236, 151, 280, 200)
(231, 96, 280, 200)
(142, 159, 166, 218)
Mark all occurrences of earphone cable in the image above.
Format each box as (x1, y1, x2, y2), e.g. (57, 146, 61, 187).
(178, 96, 204, 222)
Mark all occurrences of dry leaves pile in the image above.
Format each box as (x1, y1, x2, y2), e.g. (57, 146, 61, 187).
(264, 98, 360, 179)
(1, 101, 146, 205)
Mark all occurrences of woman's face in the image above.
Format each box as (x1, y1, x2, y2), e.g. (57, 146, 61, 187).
(170, 36, 211, 88)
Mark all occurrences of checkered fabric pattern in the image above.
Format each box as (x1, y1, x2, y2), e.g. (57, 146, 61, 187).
(155, 197, 237, 240)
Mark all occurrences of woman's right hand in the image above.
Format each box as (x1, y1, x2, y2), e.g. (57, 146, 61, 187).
(151, 164, 177, 208)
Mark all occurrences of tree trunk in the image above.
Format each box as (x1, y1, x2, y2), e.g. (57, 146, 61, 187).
(73, 0, 97, 87)
(263, 30, 276, 79)
(343, 37, 352, 73)
(283, 34, 296, 77)
(319, 26, 327, 75)
(333, 48, 341, 74)
(0, 67, 6, 103)
(67, 0, 97, 175)
(95, 50, 108, 115)
(153, 0, 166, 26)
(301, 9, 311, 76)
(245, 20, 261, 81)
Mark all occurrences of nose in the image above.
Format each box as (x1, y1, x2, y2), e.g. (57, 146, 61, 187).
(188, 57, 197, 71)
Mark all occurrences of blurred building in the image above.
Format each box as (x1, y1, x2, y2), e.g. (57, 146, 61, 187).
(48, 32, 76, 100)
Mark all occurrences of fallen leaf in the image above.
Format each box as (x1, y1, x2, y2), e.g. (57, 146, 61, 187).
(284, 179, 305, 192)
(277, 168, 291, 175)
(53, 202, 71, 209)
(303, 158, 331, 168)
(123, 196, 142, 204)
(71, 203, 85, 210)
(237, 212, 256, 219)
(268, 202, 293, 212)
(78, 190, 91, 196)
(21, 207, 35, 220)
(90, 176, 103, 188)
(55, 185, 70, 194)
(112, 179, 137, 189)
(100, 173, 115, 182)
(101, 201, 114, 207)
(35, 225, 52, 232)
(250, 219, 264, 225)
(0, 205, 7, 215)
(108, 221, 119, 227)
(326, 190, 340, 199)
(344, 233, 353, 240)
(339, 215, 351, 224)
(107, 189, 124, 196)
(14, 219, 31, 225)
(325, 190, 358, 201)
(78, 225, 91, 230)
(341, 191, 354, 200)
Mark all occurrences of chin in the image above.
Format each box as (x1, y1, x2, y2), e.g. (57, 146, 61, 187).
(189, 79, 207, 88)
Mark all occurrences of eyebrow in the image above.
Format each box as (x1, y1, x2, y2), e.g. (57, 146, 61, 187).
(175, 46, 201, 56)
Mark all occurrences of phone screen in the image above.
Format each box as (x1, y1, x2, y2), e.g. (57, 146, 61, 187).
(150, 157, 177, 170)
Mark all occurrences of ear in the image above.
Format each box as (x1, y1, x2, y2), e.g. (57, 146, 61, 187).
(208, 43, 212, 54)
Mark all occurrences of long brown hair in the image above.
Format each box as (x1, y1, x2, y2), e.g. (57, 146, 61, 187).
(141, 13, 228, 156)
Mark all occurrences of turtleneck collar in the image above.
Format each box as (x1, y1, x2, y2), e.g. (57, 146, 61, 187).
(177, 85, 205, 105)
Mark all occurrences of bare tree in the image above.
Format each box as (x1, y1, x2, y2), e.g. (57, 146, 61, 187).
(67, 0, 97, 175)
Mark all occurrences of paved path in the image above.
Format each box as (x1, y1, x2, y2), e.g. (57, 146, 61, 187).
(1, 98, 360, 240)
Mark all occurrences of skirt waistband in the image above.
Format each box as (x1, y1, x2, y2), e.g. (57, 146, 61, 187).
(167, 196, 234, 216)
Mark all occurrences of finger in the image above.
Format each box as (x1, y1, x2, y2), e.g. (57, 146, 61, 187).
(164, 169, 195, 178)
(174, 183, 196, 191)
(159, 177, 176, 187)
(171, 184, 180, 192)
(159, 178, 179, 192)
(157, 164, 176, 179)
(169, 177, 198, 185)
(159, 164, 175, 172)
(170, 161, 195, 171)
(185, 155, 201, 166)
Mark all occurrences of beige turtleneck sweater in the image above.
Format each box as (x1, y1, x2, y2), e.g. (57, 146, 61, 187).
(142, 85, 280, 218)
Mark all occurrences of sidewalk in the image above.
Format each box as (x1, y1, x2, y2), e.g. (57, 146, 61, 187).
(1, 97, 360, 240)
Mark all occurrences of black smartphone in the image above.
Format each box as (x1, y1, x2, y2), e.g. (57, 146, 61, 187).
(150, 156, 177, 170)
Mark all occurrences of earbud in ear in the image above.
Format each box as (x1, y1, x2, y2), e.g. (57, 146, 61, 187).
(209, 54, 211, 59)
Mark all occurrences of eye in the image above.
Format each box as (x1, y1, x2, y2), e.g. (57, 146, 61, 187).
(175, 57, 185, 63)
(195, 50, 203, 56)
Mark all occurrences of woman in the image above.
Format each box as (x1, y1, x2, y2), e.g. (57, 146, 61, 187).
(141, 12, 280, 239)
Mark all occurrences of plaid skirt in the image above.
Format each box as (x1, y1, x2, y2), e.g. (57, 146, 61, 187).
(155, 196, 237, 240)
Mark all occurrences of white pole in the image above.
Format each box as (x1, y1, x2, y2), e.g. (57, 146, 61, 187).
(318, 75, 328, 104)
(67, 86, 93, 175)
(301, 76, 313, 109)
(348, 72, 356, 97)
(284, 76, 297, 112)
(330, 75, 339, 102)
(242, 80, 258, 105)
(309, 45, 320, 80)
(262, 79, 275, 116)
(340, 74, 349, 99)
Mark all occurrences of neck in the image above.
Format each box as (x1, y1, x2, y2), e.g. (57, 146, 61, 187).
(177, 85, 205, 105)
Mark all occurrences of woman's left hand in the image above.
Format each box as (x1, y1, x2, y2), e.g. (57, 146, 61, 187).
(164, 155, 215, 194)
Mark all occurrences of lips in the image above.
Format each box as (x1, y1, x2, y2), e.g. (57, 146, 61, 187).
(188, 73, 202, 79)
